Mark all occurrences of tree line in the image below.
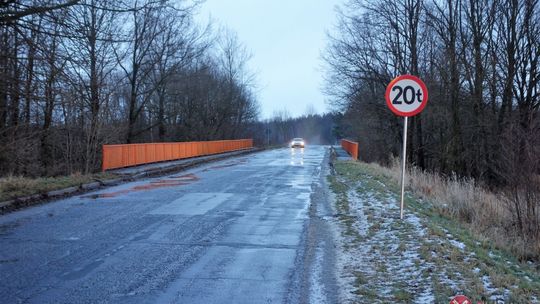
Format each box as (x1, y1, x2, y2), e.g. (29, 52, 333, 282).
(325, 0, 539, 245)
(0, 0, 259, 176)
(249, 109, 337, 147)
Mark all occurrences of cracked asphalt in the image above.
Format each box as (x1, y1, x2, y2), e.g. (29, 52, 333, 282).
(0, 146, 337, 304)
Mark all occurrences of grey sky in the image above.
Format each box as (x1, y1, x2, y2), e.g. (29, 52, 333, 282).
(197, 0, 343, 119)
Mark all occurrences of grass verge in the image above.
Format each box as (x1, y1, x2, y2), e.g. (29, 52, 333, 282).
(0, 173, 118, 202)
(329, 160, 540, 303)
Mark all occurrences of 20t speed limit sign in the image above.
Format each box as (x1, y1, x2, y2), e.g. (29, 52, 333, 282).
(385, 75, 428, 117)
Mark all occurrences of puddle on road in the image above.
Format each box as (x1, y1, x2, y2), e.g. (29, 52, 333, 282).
(81, 174, 200, 199)
(82, 159, 246, 199)
(83, 192, 129, 199)
(168, 173, 200, 181)
(202, 159, 248, 172)
(132, 181, 189, 191)
(290, 148, 305, 166)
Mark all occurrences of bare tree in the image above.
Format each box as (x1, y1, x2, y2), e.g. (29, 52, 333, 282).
(324, 0, 540, 252)
(61, 0, 120, 173)
(0, 0, 80, 24)
(0, 0, 260, 176)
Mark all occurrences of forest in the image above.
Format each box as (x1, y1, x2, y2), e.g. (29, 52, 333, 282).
(325, 0, 540, 251)
(252, 109, 337, 147)
(0, 0, 260, 176)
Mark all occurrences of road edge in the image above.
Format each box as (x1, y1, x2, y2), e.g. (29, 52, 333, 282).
(0, 148, 263, 214)
(286, 146, 339, 304)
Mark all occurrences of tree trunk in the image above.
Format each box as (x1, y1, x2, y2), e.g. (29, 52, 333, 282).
(0, 26, 9, 129)
(498, 0, 518, 133)
(9, 27, 20, 128)
(158, 88, 166, 141)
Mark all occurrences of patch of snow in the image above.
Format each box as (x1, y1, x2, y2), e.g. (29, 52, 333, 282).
(310, 243, 328, 304)
(295, 192, 311, 219)
(439, 276, 459, 292)
(482, 275, 510, 302)
(331, 178, 436, 302)
(346, 189, 369, 237)
(448, 239, 466, 251)
(405, 213, 428, 237)
(375, 180, 387, 188)
(415, 290, 435, 304)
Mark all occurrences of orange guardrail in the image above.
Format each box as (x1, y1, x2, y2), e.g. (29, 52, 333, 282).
(341, 139, 359, 160)
(102, 139, 253, 171)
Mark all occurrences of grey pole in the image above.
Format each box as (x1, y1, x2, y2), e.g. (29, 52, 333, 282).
(400, 116, 408, 220)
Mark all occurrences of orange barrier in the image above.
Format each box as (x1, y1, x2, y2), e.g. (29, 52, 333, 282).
(102, 139, 253, 171)
(341, 139, 359, 160)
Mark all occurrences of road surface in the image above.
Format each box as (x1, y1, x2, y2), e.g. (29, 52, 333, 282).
(0, 146, 337, 304)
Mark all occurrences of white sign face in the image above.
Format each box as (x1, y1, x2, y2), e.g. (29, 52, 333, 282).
(385, 75, 429, 117)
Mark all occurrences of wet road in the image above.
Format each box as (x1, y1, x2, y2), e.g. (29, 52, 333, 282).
(0, 146, 336, 303)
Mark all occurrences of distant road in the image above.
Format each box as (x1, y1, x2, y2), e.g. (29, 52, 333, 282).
(0, 146, 337, 303)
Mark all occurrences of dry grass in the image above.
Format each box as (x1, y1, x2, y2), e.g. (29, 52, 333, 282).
(0, 172, 117, 202)
(367, 158, 540, 261)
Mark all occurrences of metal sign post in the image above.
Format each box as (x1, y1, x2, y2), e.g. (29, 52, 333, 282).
(385, 75, 428, 219)
(400, 116, 408, 219)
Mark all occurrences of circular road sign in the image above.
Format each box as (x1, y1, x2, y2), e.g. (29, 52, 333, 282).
(385, 74, 428, 117)
(450, 295, 472, 304)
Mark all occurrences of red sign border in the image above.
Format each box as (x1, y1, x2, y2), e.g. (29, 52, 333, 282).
(385, 74, 429, 117)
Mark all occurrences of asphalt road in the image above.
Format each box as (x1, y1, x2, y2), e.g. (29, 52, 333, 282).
(0, 146, 337, 304)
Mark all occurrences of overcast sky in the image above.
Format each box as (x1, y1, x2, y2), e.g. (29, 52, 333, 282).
(197, 0, 343, 119)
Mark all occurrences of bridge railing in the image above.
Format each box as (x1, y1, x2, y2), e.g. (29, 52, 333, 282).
(102, 139, 253, 171)
(341, 139, 359, 160)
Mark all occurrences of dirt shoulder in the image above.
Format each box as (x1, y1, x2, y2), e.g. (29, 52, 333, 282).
(328, 160, 540, 303)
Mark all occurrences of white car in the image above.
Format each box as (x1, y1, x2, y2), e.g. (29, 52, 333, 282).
(290, 138, 305, 148)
